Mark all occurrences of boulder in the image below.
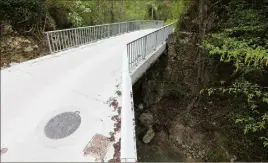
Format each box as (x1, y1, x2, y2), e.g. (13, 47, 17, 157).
(138, 103, 144, 110)
(24, 46, 34, 52)
(139, 112, 153, 127)
(142, 126, 155, 144)
(4, 23, 13, 35)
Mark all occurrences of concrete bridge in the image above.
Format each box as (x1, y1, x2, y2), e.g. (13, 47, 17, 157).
(1, 20, 174, 162)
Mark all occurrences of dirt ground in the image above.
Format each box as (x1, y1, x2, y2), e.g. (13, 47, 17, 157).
(1, 33, 48, 68)
(134, 93, 237, 162)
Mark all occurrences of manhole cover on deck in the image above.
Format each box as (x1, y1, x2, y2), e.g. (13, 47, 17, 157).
(44, 111, 81, 139)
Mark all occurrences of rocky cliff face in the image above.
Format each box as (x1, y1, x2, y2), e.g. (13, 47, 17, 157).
(133, 1, 239, 162)
(133, 31, 230, 162)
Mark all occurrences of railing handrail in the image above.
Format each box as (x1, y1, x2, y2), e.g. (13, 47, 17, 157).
(45, 20, 164, 53)
(127, 23, 174, 45)
(126, 23, 174, 70)
(45, 20, 164, 33)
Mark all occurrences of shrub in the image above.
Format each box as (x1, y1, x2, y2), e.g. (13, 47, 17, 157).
(202, 0, 268, 147)
(0, 0, 46, 34)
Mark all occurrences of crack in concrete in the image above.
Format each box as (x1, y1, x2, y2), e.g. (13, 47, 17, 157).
(72, 90, 107, 104)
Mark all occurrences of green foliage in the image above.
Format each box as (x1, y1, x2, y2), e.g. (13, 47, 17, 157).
(202, 81, 268, 147)
(0, 0, 45, 21)
(202, 82, 268, 131)
(67, 1, 91, 27)
(261, 137, 268, 147)
(170, 0, 185, 20)
(68, 12, 84, 27)
(1, 0, 185, 33)
(0, 0, 46, 33)
(124, 1, 149, 21)
(203, 34, 268, 71)
(165, 19, 178, 30)
(202, 0, 268, 147)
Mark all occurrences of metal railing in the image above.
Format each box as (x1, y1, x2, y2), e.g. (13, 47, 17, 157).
(45, 20, 164, 53)
(126, 23, 174, 70)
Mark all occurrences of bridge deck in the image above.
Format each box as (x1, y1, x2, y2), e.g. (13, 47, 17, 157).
(1, 29, 157, 162)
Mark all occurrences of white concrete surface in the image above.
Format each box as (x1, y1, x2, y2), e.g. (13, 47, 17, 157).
(1, 29, 159, 162)
(120, 48, 137, 162)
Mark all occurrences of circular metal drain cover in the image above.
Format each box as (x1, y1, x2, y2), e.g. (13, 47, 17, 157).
(44, 111, 81, 139)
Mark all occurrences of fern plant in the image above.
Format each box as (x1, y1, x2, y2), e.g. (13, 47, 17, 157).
(202, 2, 268, 147)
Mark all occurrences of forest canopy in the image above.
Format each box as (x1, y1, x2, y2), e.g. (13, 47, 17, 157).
(0, 0, 184, 34)
(200, 0, 268, 155)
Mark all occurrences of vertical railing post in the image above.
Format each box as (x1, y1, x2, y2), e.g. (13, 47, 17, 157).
(46, 33, 52, 53)
(126, 22, 128, 32)
(163, 27, 165, 43)
(127, 44, 129, 70)
(60, 31, 64, 50)
(74, 29, 78, 46)
(108, 24, 110, 37)
(55, 33, 59, 52)
(119, 23, 120, 34)
(154, 32, 156, 50)
(93, 27, 95, 41)
(101, 26, 103, 39)
(155, 31, 158, 49)
(64, 31, 67, 49)
(144, 35, 147, 59)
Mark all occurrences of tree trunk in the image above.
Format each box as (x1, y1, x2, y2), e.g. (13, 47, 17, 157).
(0, 21, 4, 37)
(111, 0, 114, 23)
